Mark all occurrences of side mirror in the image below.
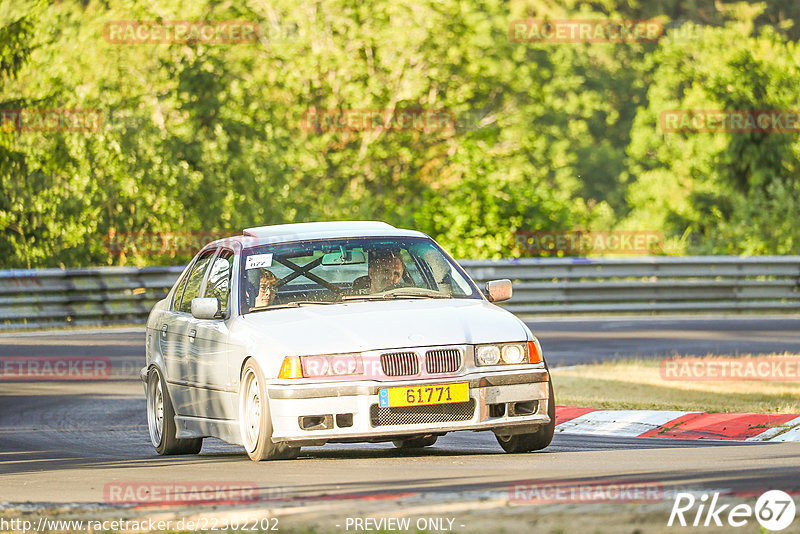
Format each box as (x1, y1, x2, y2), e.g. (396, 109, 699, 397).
(485, 279, 512, 303)
(191, 297, 221, 319)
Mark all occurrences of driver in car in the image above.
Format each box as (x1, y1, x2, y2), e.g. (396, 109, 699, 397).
(352, 249, 406, 293)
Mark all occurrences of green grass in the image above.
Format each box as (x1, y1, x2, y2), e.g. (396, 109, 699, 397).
(551, 354, 800, 413)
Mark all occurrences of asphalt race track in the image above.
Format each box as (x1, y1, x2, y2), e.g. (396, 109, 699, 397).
(0, 317, 799, 529)
(527, 316, 800, 366)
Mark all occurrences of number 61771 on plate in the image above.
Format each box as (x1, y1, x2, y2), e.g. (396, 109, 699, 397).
(378, 382, 470, 408)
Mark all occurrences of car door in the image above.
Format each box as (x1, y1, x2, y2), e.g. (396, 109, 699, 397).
(157, 265, 191, 371)
(184, 248, 236, 419)
(167, 248, 216, 416)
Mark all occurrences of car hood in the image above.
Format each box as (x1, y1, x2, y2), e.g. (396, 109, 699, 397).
(234, 298, 530, 356)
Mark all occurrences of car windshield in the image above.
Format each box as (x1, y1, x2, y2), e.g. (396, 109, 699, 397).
(240, 237, 479, 313)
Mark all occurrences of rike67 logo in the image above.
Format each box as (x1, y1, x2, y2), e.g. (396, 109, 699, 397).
(669, 490, 796, 531)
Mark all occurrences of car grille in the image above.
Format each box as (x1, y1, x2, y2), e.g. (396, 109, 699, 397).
(425, 349, 462, 374)
(380, 352, 419, 377)
(370, 400, 476, 426)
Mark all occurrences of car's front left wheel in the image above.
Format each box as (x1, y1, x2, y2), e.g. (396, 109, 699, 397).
(239, 359, 300, 461)
(393, 435, 438, 449)
(146, 367, 203, 455)
(494, 382, 556, 453)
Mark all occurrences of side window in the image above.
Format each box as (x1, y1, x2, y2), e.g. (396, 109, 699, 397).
(177, 249, 215, 313)
(203, 250, 234, 313)
(171, 270, 191, 311)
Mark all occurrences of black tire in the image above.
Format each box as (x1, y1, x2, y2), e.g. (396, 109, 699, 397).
(147, 367, 203, 455)
(495, 382, 555, 453)
(392, 435, 438, 449)
(240, 359, 301, 461)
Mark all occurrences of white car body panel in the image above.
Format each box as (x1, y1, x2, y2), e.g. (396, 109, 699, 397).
(234, 299, 530, 360)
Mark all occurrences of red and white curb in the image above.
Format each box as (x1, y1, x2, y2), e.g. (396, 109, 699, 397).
(555, 406, 800, 442)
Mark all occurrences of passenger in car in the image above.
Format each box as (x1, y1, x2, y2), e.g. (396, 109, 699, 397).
(244, 268, 279, 310)
(352, 249, 406, 293)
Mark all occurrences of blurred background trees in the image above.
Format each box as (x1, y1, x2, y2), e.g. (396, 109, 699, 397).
(0, 0, 797, 266)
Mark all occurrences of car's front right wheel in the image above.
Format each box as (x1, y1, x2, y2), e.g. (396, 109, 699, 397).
(239, 359, 300, 461)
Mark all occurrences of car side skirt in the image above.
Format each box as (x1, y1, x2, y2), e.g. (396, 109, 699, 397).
(175, 415, 243, 446)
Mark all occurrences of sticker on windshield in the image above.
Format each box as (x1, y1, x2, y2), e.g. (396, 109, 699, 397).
(245, 253, 273, 269)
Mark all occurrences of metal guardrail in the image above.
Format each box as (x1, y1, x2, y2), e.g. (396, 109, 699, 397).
(461, 256, 800, 314)
(0, 266, 184, 330)
(0, 257, 798, 329)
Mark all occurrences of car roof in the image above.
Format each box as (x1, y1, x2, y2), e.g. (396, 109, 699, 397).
(205, 221, 429, 250)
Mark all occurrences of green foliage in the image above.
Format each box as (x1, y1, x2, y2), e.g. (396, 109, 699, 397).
(625, 19, 800, 253)
(1, 0, 799, 267)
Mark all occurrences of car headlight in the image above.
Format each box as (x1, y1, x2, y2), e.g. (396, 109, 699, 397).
(501, 343, 525, 364)
(475, 342, 541, 366)
(476, 345, 501, 366)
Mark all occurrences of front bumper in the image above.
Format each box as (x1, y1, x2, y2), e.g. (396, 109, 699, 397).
(140, 366, 148, 394)
(267, 368, 551, 445)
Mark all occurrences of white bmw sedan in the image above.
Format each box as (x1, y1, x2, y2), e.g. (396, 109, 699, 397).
(142, 221, 554, 461)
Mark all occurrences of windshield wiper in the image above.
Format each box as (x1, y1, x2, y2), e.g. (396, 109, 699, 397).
(384, 289, 452, 299)
(250, 300, 339, 311)
(341, 292, 451, 302)
(340, 294, 392, 301)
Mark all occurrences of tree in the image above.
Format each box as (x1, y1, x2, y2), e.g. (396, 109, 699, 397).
(625, 15, 800, 254)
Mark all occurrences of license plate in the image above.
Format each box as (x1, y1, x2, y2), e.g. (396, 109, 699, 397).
(378, 382, 469, 408)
